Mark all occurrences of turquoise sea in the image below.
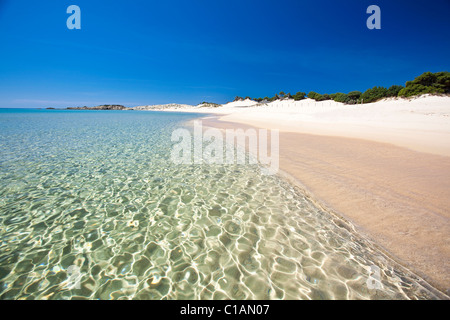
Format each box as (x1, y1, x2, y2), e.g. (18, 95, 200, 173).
(0, 109, 442, 299)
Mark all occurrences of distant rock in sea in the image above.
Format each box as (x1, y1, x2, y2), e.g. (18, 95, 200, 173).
(66, 105, 129, 110)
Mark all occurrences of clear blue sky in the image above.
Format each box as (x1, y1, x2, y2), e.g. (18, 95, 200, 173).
(0, 0, 449, 108)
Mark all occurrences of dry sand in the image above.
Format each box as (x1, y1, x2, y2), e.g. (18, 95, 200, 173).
(194, 95, 450, 295)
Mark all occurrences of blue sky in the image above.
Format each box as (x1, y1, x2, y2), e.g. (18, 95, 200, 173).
(0, 0, 449, 108)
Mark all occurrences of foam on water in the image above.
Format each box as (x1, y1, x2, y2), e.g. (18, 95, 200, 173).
(0, 109, 443, 299)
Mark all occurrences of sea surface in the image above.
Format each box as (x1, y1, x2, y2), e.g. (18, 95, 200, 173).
(0, 108, 442, 299)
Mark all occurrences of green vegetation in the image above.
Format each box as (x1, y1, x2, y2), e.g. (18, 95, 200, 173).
(360, 86, 388, 103)
(398, 72, 450, 97)
(347, 91, 362, 104)
(331, 93, 348, 103)
(386, 85, 404, 97)
(307, 91, 325, 101)
(243, 72, 448, 105)
(293, 92, 306, 101)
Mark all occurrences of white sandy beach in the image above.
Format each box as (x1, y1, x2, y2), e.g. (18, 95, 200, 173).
(144, 95, 450, 294)
(145, 95, 450, 157)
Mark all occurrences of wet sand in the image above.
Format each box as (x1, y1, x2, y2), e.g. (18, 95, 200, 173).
(203, 117, 450, 296)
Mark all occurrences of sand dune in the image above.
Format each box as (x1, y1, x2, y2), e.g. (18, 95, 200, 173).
(177, 95, 450, 156)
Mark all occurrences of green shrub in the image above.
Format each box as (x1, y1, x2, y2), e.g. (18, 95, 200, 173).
(348, 91, 361, 100)
(332, 92, 349, 103)
(398, 71, 450, 97)
(398, 84, 445, 97)
(243, 71, 448, 105)
(346, 91, 362, 104)
(271, 94, 280, 101)
(308, 91, 325, 101)
(412, 72, 437, 87)
(293, 92, 306, 101)
(399, 71, 450, 97)
(434, 71, 450, 93)
(360, 86, 388, 103)
(386, 85, 404, 97)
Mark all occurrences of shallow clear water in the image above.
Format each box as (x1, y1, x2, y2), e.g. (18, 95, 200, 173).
(0, 109, 442, 300)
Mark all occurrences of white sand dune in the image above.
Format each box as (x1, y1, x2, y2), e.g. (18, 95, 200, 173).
(175, 95, 450, 157)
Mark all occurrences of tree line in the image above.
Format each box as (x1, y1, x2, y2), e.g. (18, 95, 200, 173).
(233, 71, 449, 105)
